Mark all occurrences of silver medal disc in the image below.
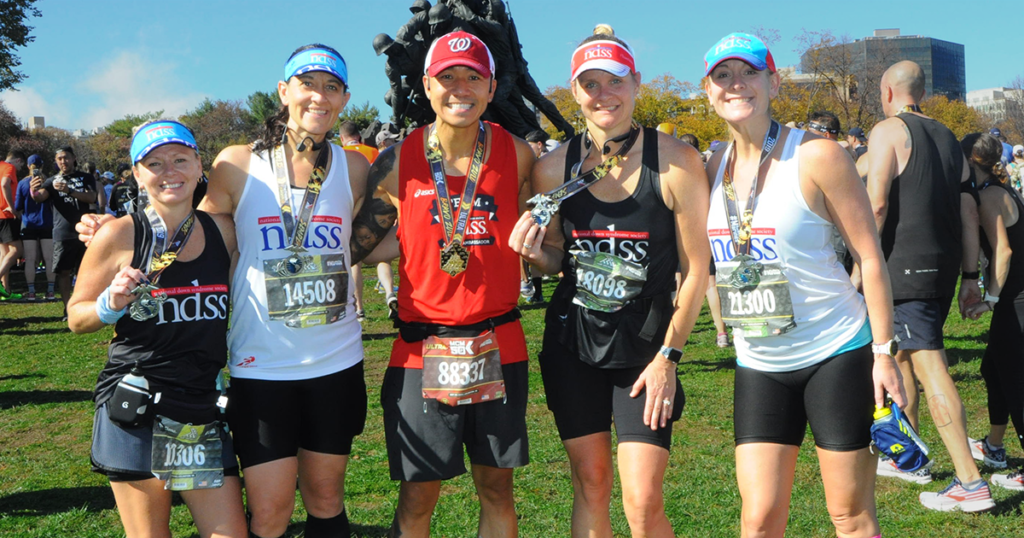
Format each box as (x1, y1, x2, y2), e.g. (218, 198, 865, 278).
(129, 285, 166, 321)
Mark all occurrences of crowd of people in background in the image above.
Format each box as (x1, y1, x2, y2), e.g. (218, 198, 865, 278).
(3, 21, 1024, 538)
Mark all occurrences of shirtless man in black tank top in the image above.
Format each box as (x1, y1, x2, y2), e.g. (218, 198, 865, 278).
(867, 60, 991, 511)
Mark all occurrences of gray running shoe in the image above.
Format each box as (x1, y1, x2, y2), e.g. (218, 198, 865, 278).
(877, 454, 933, 484)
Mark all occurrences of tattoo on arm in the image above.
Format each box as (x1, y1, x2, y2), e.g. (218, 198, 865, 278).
(350, 147, 398, 265)
(902, 123, 912, 149)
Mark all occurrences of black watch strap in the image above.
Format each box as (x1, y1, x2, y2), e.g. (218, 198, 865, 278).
(962, 271, 980, 280)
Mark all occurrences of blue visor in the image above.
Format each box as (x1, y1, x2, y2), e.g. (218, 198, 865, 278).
(284, 48, 348, 86)
(130, 121, 199, 164)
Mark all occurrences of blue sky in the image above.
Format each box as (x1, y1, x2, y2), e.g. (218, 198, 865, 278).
(3, 0, 1021, 130)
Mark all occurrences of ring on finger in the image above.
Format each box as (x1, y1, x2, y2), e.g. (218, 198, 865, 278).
(523, 243, 533, 249)
(662, 398, 671, 406)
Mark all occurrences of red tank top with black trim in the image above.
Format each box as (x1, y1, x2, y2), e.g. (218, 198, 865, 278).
(389, 122, 526, 368)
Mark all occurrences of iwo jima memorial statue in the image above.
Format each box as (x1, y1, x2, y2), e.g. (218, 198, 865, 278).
(372, 0, 574, 140)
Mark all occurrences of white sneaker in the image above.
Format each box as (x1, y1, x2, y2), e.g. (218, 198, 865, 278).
(992, 469, 1024, 491)
(919, 478, 995, 512)
(877, 455, 933, 484)
(968, 436, 1008, 469)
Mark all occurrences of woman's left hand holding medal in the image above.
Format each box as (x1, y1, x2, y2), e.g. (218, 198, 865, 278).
(108, 266, 150, 311)
(510, 211, 547, 261)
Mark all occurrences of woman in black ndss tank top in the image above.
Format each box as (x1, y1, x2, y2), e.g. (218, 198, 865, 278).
(509, 25, 711, 537)
(68, 120, 244, 537)
(961, 133, 1024, 491)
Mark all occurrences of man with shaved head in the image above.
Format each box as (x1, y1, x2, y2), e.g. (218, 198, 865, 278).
(867, 60, 993, 511)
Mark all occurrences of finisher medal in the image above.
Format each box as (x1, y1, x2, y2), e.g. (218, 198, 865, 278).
(527, 194, 560, 227)
(729, 254, 763, 290)
(129, 283, 166, 321)
(440, 241, 470, 276)
(276, 249, 311, 276)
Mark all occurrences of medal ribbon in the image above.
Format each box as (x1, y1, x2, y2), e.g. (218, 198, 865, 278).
(271, 141, 331, 253)
(899, 104, 923, 114)
(721, 120, 780, 257)
(534, 123, 641, 205)
(426, 122, 487, 247)
(141, 205, 196, 284)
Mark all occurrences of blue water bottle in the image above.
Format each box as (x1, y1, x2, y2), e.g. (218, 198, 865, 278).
(871, 401, 930, 472)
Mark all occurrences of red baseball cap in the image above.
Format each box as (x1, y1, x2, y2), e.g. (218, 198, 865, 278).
(424, 31, 494, 78)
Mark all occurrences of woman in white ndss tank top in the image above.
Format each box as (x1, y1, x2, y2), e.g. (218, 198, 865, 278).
(703, 32, 905, 538)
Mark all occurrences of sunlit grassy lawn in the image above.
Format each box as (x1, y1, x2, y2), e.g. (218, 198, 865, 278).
(1, 269, 1022, 537)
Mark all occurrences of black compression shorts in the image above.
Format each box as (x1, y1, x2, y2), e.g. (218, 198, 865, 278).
(539, 338, 684, 450)
(734, 345, 873, 451)
(226, 362, 367, 469)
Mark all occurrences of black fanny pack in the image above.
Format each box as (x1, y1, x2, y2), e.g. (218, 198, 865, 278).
(395, 308, 522, 343)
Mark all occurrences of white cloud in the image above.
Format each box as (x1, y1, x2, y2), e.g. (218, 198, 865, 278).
(2, 50, 208, 131)
(0, 86, 72, 128)
(78, 51, 208, 129)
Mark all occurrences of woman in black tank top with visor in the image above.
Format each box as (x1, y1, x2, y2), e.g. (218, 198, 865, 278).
(68, 120, 244, 537)
(509, 25, 711, 537)
(961, 133, 1024, 491)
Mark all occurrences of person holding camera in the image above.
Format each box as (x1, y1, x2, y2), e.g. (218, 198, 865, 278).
(68, 120, 245, 538)
(15, 155, 56, 300)
(30, 146, 96, 317)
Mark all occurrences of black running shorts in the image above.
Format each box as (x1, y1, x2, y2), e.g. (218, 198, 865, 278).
(52, 239, 86, 273)
(892, 297, 952, 351)
(381, 361, 529, 482)
(227, 362, 367, 469)
(539, 340, 684, 450)
(0, 218, 21, 243)
(733, 345, 873, 451)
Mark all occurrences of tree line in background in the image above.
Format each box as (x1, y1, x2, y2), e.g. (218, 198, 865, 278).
(1, 26, 1021, 170)
(541, 29, 1023, 150)
(0, 90, 381, 174)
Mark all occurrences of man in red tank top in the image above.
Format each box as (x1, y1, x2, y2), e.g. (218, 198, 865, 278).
(358, 31, 535, 538)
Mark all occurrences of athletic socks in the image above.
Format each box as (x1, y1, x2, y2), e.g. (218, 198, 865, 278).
(305, 510, 350, 538)
(531, 277, 543, 300)
(47, 282, 54, 293)
(27, 284, 35, 294)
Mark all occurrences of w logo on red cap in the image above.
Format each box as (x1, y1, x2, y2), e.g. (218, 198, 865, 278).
(448, 37, 472, 53)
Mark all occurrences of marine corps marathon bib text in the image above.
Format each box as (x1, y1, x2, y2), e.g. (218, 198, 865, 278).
(422, 331, 504, 406)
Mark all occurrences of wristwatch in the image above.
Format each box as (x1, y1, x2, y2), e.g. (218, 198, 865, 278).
(871, 339, 898, 357)
(658, 345, 683, 364)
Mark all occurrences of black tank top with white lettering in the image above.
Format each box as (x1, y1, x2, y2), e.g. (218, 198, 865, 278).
(882, 114, 964, 299)
(544, 128, 676, 368)
(94, 211, 231, 420)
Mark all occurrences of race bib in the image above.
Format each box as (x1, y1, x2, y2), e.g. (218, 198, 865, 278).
(151, 416, 224, 491)
(571, 250, 646, 313)
(263, 253, 348, 328)
(422, 331, 504, 406)
(715, 259, 797, 337)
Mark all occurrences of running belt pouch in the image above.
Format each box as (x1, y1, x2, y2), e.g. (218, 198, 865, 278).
(565, 293, 670, 368)
(396, 308, 521, 343)
(107, 379, 153, 428)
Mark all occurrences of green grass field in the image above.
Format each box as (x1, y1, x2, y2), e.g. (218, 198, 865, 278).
(1, 269, 1022, 537)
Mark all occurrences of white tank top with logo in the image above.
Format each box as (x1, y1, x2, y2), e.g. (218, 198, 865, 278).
(707, 130, 868, 372)
(228, 144, 363, 380)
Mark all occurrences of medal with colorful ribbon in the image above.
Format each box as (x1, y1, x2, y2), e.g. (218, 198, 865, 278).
(426, 122, 486, 277)
(721, 120, 780, 290)
(129, 207, 197, 321)
(270, 141, 330, 277)
(527, 122, 641, 227)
